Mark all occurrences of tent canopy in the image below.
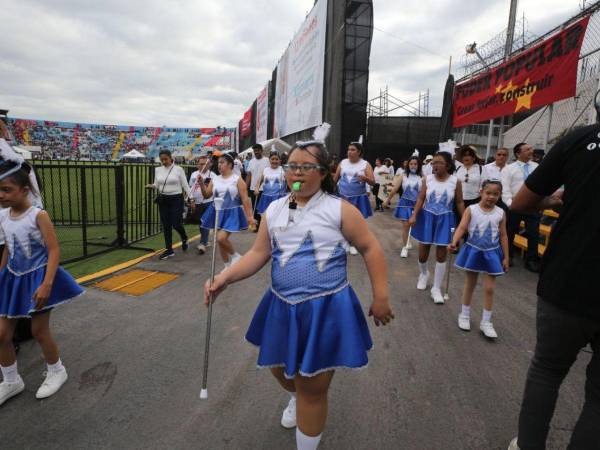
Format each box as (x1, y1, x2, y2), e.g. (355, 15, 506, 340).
(121, 149, 146, 159)
(240, 138, 292, 157)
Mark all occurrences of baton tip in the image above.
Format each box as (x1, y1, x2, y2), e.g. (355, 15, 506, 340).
(200, 389, 208, 399)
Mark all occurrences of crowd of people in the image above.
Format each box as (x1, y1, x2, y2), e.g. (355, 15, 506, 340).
(0, 113, 597, 450)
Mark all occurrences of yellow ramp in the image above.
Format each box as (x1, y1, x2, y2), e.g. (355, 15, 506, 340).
(94, 269, 180, 296)
(112, 132, 126, 159)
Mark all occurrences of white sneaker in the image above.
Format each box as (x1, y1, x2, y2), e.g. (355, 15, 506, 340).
(406, 240, 413, 250)
(0, 376, 25, 406)
(400, 247, 408, 258)
(417, 271, 429, 290)
(480, 321, 498, 339)
(36, 368, 68, 399)
(230, 252, 242, 265)
(196, 244, 206, 254)
(508, 437, 519, 450)
(458, 313, 471, 331)
(280, 396, 296, 428)
(430, 287, 444, 304)
(349, 246, 358, 255)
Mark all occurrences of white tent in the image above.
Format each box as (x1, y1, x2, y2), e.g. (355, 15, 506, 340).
(240, 138, 292, 157)
(12, 146, 32, 160)
(121, 149, 146, 159)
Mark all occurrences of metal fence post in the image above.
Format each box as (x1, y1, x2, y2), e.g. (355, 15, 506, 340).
(544, 104, 554, 151)
(80, 167, 88, 257)
(115, 165, 126, 247)
(485, 119, 494, 162)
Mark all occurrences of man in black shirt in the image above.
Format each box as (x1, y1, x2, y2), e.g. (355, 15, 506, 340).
(508, 123, 600, 450)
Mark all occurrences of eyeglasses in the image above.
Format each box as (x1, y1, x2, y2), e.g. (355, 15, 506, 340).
(283, 163, 324, 173)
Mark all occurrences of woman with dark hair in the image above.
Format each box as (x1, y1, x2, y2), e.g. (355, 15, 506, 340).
(204, 134, 393, 450)
(146, 150, 190, 260)
(333, 141, 375, 255)
(455, 145, 483, 207)
(409, 151, 464, 304)
(254, 151, 286, 214)
(384, 156, 423, 257)
(199, 151, 254, 271)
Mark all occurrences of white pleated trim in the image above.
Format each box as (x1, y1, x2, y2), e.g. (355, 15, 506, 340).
(0, 290, 85, 319)
(454, 264, 505, 276)
(7, 262, 48, 276)
(269, 282, 349, 305)
(255, 362, 369, 380)
(464, 242, 500, 252)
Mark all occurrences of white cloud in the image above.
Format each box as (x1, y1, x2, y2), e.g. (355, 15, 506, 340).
(0, 0, 586, 126)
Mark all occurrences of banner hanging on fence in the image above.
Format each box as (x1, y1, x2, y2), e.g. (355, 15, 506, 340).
(452, 15, 590, 128)
(255, 83, 269, 143)
(274, 0, 327, 138)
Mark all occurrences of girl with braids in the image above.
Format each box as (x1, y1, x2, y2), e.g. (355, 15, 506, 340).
(204, 125, 393, 450)
(449, 179, 509, 339)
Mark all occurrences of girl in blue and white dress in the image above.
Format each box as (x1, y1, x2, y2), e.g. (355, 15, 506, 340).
(449, 180, 509, 339)
(255, 152, 287, 214)
(333, 142, 375, 255)
(409, 152, 465, 304)
(0, 162, 83, 406)
(205, 141, 393, 450)
(200, 152, 255, 271)
(384, 156, 422, 258)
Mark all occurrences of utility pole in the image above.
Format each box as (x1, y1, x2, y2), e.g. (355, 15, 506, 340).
(497, 0, 518, 151)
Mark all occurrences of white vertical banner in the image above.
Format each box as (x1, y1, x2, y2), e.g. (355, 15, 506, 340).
(255, 83, 269, 143)
(274, 0, 327, 138)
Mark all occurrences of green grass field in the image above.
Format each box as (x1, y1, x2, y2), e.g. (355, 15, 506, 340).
(31, 160, 198, 275)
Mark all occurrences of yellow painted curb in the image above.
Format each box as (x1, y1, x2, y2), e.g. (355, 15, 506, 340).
(76, 234, 200, 285)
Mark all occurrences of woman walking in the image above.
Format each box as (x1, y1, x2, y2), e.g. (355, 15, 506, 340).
(146, 150, 190, 260)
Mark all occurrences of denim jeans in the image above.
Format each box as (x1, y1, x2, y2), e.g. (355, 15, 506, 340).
(517, 299, 600, 450)
(158, 194, 187, 251)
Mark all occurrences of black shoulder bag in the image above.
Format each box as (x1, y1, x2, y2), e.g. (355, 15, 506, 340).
(154, 165, 175, 206)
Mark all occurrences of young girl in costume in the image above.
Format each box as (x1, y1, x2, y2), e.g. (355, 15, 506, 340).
(0, 154, 83, 406)
(384, 155, 422, 258)
(254, 151, 287, 214)
(333, 137, 375, 255)
(205, 128, 393, 450)
(200, 151, 255, 271)
(448, 180, 509, 339)
(409, 151, 465, 304)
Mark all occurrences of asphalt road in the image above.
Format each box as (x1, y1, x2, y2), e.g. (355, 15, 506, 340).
(0, 210, 589, 450)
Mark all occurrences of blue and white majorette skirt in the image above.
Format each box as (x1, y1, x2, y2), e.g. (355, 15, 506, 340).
(256, 192, 286, 214)
(455, 243, 505, 276)
(0, 266, 84, 318)
(201, 205, 248, 232)
(340, 194, 372, 219)
(411, 209, 456, 245)
(394, 197, 415, 221)
(245, 285, 373, 379)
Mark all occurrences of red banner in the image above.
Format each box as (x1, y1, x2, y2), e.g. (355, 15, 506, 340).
(240, 107, 252, 138)
(453, 16, 589, 127)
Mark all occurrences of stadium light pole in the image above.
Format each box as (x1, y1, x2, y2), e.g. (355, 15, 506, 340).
(466, 42, 494, 161)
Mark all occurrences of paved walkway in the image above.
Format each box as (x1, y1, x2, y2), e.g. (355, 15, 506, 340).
(1, 211, 588, 449)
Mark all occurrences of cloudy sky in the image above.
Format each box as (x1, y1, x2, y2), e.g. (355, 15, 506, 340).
(0, 0, 585, 127)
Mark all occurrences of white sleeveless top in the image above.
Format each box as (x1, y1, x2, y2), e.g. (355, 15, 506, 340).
(261, 166, 286, 196)
(423, 174, 458, 215)
(212, 174, 242, 209)
(265, 191, 349, 304)
(338, 159, 368, 197)
(0, 207, 47, 275)
(466, 204, 504, 250)
(401, 173, 422, 202)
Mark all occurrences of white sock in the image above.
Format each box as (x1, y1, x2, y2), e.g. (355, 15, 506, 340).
(296, 429, 322, 450)
(433, 262, 447, 289)
(47, 359, 64, 374)
(461, 305, 471, 317)
(418, 262, 428, 275)
(482, 309, 493, 323)
(290, 392, 296, 398)
(1, 362, 19, 383)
